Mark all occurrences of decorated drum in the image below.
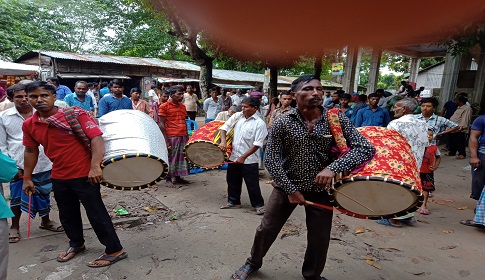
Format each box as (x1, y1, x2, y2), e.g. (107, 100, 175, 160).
(98, 110, 169, 190)
(184, 121, 233, 168)
(330, 126, 423, 219)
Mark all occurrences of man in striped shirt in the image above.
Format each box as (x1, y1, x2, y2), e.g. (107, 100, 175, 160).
(414, 97, 459, 145)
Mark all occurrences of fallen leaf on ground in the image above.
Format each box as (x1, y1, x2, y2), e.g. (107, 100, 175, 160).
(417, 219, 430, 224)
(101, 194, 108, 197)
(365, 259, 381, 269)
(280, 225, 301, 239)
(457, 206, 467, 210)
(354, 226, 366, 234)
(411, 258, 420, 264)
(439, 245, 457, 250)
(378, 247, 401, 252)
(413, 272, 426, 276)
(443, 230, 454, 234)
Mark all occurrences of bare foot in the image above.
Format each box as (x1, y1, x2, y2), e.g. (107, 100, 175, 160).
(165, 179, 176, 188)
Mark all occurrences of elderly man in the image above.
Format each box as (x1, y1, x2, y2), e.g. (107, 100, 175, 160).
(215, 105, 239, 121)
(46, 77, 71, 101)
(378, 98, 428, 227)
(158, 85, 191, 187)
(219, 97, 267, 215)
(230, 75, 375, 280)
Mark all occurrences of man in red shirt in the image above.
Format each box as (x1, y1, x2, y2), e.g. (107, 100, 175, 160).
(22, 81, 127, 267)
(158, 85, 191, 187)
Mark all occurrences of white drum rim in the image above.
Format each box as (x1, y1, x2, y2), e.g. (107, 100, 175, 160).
(184, 140, 228, 169)
(100, 153, 168, 191)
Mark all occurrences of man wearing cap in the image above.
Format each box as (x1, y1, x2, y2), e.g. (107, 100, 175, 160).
(215, 105, 239, 121)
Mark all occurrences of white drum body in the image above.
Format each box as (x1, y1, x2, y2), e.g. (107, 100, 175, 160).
(98, 110, 168, 190)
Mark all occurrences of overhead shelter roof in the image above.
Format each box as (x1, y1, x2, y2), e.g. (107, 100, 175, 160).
(386, 43, 449, 58)
(57, 73, 131, 79)
(0, 61, 39, 75)
(212, 69, 290, 86)
(16, 50, 200, 72)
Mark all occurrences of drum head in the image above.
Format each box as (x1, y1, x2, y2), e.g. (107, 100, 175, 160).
(102, 156, 167, 190)
(334, 180, 419, 218)
(185, 142, 226, 167)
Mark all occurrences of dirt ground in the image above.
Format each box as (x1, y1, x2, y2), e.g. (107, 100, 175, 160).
(4, 146, 485, 280)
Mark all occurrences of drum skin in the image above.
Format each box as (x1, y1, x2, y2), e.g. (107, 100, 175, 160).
(331, 126, 423, 219)
(98, 110, 169, 190)
(184, 121, 231, 168)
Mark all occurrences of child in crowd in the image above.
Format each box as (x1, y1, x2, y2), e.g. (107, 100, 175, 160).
(419, 128, 441, 215)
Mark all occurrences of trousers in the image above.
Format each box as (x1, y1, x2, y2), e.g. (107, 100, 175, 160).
(52, 177, 122, 254)
(246, 187, 333, 280)
(448, 132, 467, 156)
(471, 152, 485, 200)
(226, 163, 264, 208)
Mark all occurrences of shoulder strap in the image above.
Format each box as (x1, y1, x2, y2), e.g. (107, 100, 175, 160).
(63, 107, 91, 147)
(326, 108, 348, 153)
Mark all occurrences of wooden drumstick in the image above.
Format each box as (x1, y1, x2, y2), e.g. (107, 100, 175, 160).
(332, 188, 374, 212)
(329, 176, 374, 212)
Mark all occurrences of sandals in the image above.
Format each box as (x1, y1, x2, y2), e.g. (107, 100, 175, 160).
(9, 228, 20, 243)
(220, 203, 241, 209)
(255, 207, 265, 215)
(456, 155, 466, 159)
(87, 251, 128, 268)
(460, 219, 485, 228)
(231, 264, 258, 280)
(40, 221, 64, 232)
(376, 219, 402, 228)
(419, 208, 430, 215)
(57, 246, 86, 262)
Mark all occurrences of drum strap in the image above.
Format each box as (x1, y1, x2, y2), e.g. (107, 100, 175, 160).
(63, 107, 91, 148)
(326, 108, 349, 154)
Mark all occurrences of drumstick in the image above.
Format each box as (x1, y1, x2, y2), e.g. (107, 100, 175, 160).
(329, 177, 374, 212)
(200, 161, 237, 168)
(27, 194, 32, 238)
(332, 188, 374, 212)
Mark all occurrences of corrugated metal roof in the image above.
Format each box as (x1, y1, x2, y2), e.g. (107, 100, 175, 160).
(32, 50, 200, 71)
(212, 69, 291, 85)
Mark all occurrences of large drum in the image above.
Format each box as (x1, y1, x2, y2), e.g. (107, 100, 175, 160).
(330, 126, 423, 220)
(184, 121, 233, 169)
(98, 110, 169, 190)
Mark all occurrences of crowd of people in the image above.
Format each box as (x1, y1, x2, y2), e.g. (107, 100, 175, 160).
(0, 75, 484, 280)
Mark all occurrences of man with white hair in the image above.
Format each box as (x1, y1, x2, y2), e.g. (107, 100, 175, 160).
(378, 97, 428, 227)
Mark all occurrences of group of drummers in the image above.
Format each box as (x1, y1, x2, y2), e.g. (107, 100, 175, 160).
(0, 74, 480, 280)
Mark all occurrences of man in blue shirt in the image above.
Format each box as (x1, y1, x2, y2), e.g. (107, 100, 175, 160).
(47, 77, 71, 100)
(64, 81, 95, 116)
(339, 93, 354, 120)
(97, 79, 132, 118)
(354, 93, 391, 127)
(99, 81, 110, 98)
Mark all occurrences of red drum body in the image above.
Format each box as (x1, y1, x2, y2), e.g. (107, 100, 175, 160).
(184, 121, 232, 168)
(331, 126, 423, 219)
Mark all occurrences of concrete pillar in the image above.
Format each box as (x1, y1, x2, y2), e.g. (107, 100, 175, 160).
(353, 48, 363, 93)
(439, 51, 462, 109)
(472, 49, 485, 105)
(409, 58, 421, 83)
(460, 53, 473, 70)
(367, 49, 382, 93)
(343, 46, 358, 94)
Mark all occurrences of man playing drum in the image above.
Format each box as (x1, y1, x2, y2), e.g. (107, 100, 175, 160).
(230, 75, 375, 280)
(158, 85, 191, 187)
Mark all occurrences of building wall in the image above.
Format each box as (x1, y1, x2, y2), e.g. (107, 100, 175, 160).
(416, 63, 445, 89)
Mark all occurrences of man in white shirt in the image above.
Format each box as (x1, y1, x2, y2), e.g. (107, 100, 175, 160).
(203, 87, 222, 123)
(0, 84, 62, 243)
(147, 84, 159, 106)
(231, 89, 245, 107)
(215, 105, 239, 121)
(183, 85, 201, 120)
(218, 97, 267, 215)
(379, 97, 428, 227)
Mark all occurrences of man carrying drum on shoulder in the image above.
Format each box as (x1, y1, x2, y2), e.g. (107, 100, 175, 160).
(229, 75, 375, 280)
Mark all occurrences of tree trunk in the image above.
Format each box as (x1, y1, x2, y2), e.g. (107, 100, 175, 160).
(199, 59, 213, 99)
(269, 64, 278, 98)
(314, 52, 323, 78)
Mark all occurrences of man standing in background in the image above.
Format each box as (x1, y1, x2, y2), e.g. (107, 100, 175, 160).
(183, 85, 202, 121)
(46, 77, 71, 101)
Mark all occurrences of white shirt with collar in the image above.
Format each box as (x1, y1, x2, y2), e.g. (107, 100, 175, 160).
(220, 112, 268, 164)
(0, 107, 52, 173)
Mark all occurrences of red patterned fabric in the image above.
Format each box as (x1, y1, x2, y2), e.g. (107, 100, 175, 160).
(186, 121, 232, 158)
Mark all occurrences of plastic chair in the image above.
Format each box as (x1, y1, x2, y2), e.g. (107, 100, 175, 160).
(186, 119, 198, 136)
